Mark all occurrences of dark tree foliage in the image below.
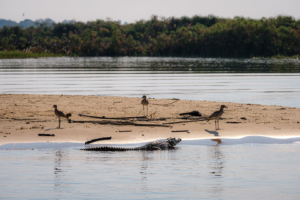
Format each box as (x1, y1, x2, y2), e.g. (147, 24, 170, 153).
(0, 15, 299, 58)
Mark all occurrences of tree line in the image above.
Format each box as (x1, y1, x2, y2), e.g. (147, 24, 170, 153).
(0, 15, 299, 58)
(0, 18, 57, 29)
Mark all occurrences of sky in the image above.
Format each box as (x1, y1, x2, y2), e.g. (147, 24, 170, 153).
(1, 0, 300, 23)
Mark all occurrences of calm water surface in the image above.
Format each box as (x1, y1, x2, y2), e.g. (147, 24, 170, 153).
(1, 137, 300, 199)
(0, 57, 300, 107)
(1, 57, 300, 199)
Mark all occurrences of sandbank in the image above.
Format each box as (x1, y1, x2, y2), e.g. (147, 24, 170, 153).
(0, 94, 299, 146)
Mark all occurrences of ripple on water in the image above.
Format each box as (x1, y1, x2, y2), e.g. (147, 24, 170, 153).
(0, 137, 300, 199)
(0, 57, 300, 108)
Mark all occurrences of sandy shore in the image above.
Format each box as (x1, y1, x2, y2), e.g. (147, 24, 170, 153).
(0, 94, 299, 145)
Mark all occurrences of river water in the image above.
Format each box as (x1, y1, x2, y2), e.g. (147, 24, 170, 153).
(0, 57, 300, 199)
(1, 138, 300, 199)
(0, 57, 300, 107)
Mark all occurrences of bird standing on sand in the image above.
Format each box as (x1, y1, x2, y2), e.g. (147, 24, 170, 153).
(207, 105, 227, 130)
(141, 95, 149, 116)
(53, 105, 71, 128)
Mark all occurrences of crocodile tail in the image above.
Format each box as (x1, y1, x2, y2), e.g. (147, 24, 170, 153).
(81, 146, 132, 151)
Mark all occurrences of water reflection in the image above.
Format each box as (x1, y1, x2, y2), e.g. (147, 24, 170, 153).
(208, 140, 225, 197)
(1, 143, 300, 199)
(0, 57, 299, 73)
(140, 151, 150, 191)
(54, 150, 65, 189)
(209, 142, 224, 177)
(54, 150, 64, 175)
(211, 139, 222, 144)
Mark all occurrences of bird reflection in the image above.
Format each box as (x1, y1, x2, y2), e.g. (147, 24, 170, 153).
(209, 139, 224, 177)
(54, 150, 63, 175)
(140, 151, 150, 181)
(211, 139, 222, 144)
(54, 150, 66, 188)
(207, 139, 224, 196)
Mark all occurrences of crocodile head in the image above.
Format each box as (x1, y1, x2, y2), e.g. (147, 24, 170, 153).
(166, 137, 181, 147)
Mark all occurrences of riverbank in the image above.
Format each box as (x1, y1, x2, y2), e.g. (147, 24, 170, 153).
(254, 55, 299, 59)
(0, 94, 299, 145)
(0, 51, 299, 60)
(0, 51, 65, 59)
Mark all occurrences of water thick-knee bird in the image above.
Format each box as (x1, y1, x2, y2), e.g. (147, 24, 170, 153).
(53, 105, 71, 128)
(207, 105, 227, 130)
(141, 95, 149, 116)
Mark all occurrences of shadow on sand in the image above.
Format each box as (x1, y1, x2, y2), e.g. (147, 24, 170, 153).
(205, 129, 219, 137)
(44, 127, 60, 131)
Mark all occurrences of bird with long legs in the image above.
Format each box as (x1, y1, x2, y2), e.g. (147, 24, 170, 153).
(141, 95, 149, 116)
(207, 105, 227, 130)
(53, 105, 71, 128)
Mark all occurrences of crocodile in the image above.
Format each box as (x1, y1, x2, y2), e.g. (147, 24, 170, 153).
(81, 137, 181, 151)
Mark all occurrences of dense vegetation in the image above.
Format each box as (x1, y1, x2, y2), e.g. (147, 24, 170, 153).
(0, 15, 299, 58)
(0, 18, 57, 29)
(0, 51, 63, 59)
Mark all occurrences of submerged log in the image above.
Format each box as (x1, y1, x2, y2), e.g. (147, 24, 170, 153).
(85, 137, 112, 145)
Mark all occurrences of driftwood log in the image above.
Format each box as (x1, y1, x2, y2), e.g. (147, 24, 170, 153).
(11, 118, 48, 122)
(163, 118, 205, 125)
(70, 120, 170, 127)
(78, 113, 146, 120)
(38, 134, 55, 137)
(179, 111, 202, 116)
(76, 111, 204, 127)
(85, 137, 112, 145)
(151, 98, 180, 106)
(171, 130, 189, 132)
